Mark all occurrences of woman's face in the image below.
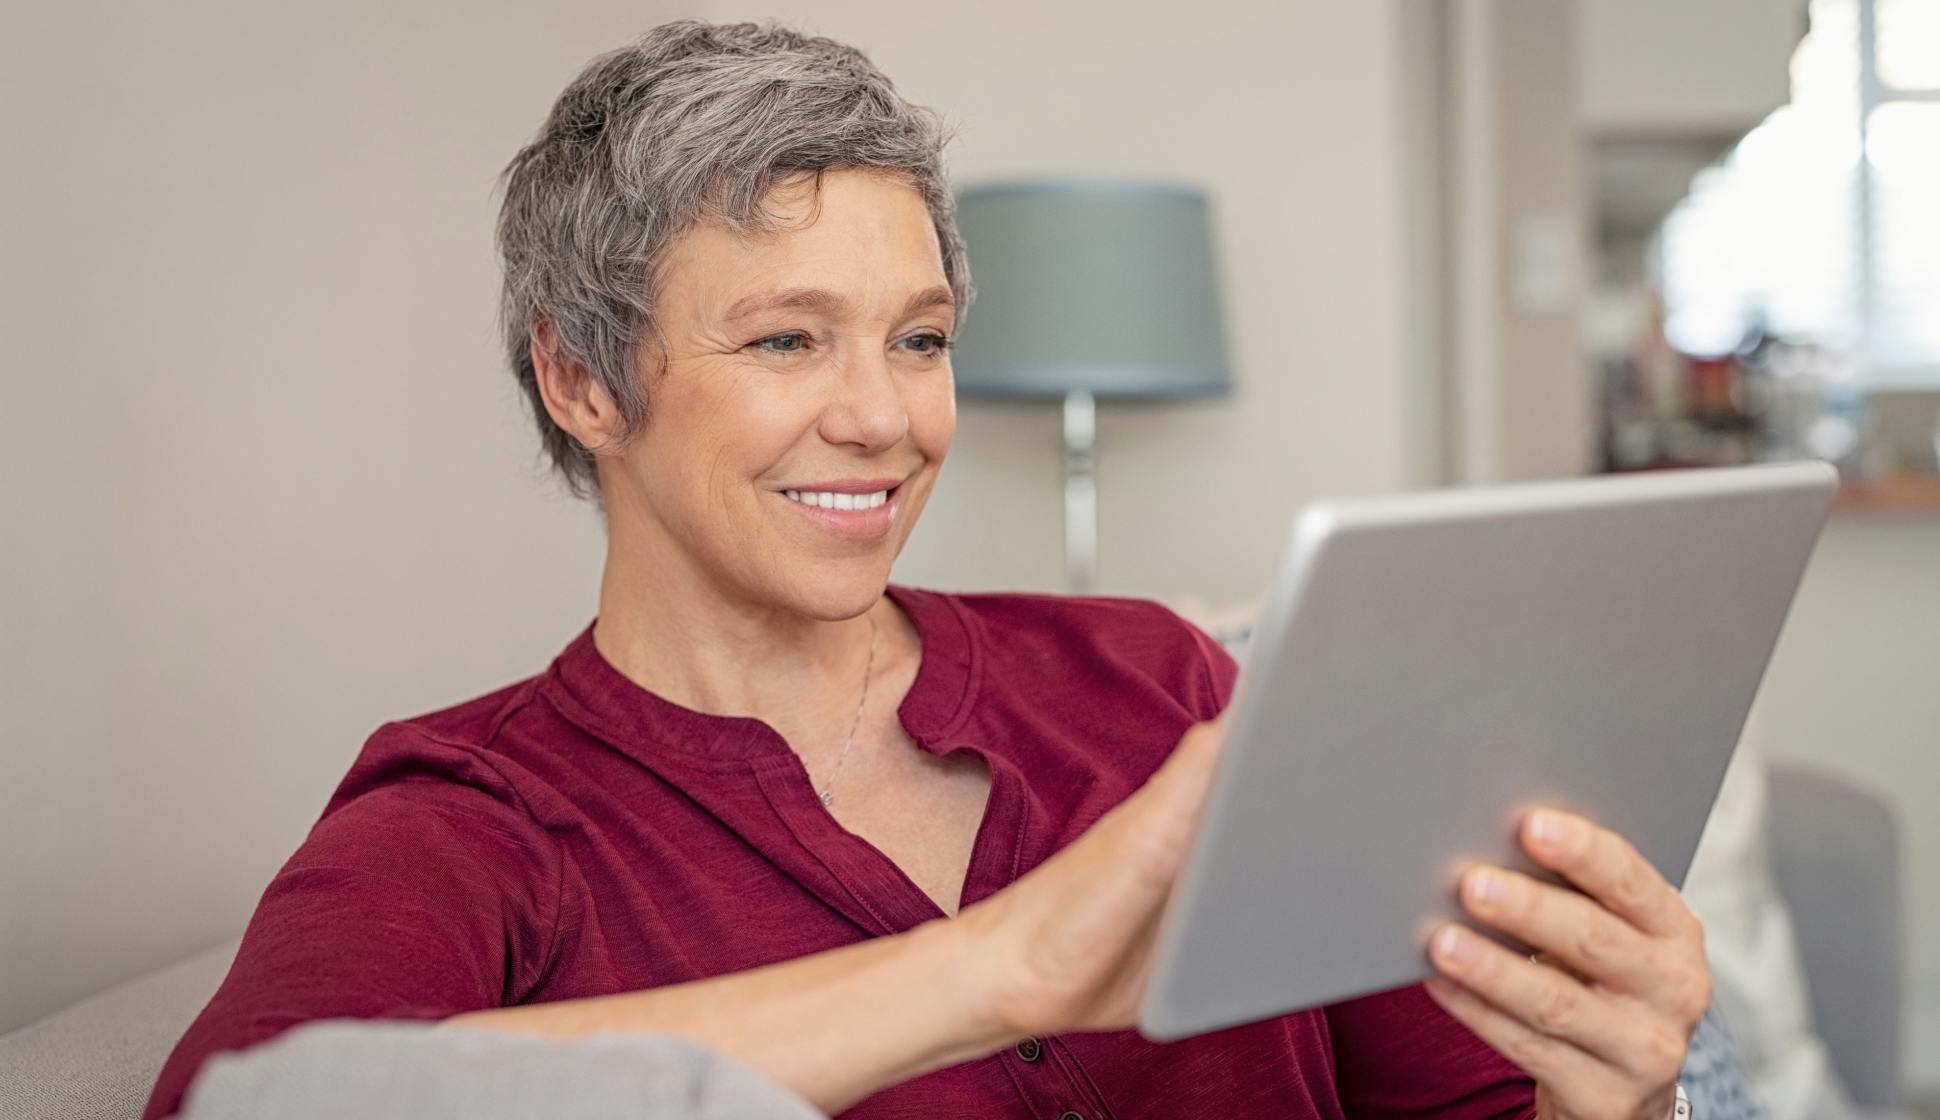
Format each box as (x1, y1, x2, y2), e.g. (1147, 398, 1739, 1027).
(599, 170, 957, 621)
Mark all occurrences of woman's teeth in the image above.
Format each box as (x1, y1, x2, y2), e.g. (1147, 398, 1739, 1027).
(784, 489, 889, 511)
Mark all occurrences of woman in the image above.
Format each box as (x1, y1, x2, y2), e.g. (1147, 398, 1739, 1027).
(147, 21, 1709, 1120)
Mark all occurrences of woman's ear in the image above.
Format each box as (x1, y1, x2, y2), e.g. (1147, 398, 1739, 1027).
(531, 318, 622, 454)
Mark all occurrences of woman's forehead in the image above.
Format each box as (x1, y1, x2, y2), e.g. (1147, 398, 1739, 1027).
(661, 172, 949, 319)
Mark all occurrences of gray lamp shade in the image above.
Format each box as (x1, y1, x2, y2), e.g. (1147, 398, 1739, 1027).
(951, 180, 1232, 400)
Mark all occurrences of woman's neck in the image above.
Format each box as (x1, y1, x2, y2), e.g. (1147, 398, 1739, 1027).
(592, 530, 893, 729)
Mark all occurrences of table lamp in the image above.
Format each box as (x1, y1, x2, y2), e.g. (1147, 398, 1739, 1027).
(951, 179, 1232, 592)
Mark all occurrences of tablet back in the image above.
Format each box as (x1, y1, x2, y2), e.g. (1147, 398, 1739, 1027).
(1138, 462, 1837, 1041)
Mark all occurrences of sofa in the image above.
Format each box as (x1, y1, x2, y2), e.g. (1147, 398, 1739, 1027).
(0, 762, 1906, 1120)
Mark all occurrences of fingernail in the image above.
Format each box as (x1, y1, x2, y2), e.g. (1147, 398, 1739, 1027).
(1465, 867, 1501, 907)
(1530, 810, 1574, 849)
(1434, 925, 1474, 965)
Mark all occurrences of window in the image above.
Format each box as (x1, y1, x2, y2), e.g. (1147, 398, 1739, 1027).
(1658, 0, 1940, 385)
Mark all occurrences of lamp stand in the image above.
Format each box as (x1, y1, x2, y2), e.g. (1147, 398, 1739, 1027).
(1062, 389, 1098, 594)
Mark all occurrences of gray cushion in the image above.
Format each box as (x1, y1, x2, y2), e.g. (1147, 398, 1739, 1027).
(0, 940, 237, 1120)
(179, 1021, 824, 1120)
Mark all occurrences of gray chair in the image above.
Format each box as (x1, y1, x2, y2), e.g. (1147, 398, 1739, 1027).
(1767, 766, 1906, 1113)
(0, 764, 1908, 1120)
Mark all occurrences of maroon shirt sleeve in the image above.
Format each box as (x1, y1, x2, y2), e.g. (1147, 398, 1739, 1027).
(142, 727, 561, 1120)
(1327, 985, 1537, 1118)
(1185, 616, 1536, 1117)
(1175, 609, 1241, 719)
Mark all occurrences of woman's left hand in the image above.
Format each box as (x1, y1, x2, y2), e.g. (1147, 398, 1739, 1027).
(1423, 809, 1711, 1120)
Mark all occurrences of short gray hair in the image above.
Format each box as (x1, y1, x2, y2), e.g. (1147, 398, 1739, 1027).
(496, 20, 970, 499)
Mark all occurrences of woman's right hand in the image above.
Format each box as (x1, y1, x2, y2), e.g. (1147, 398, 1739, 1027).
(954, 715, 1226, 1039)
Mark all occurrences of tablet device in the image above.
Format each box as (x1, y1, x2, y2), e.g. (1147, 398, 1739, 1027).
(1138, 462, 1837, 1041)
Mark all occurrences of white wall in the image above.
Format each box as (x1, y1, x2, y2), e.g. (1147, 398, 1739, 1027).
(0, 0, 1438, 1031)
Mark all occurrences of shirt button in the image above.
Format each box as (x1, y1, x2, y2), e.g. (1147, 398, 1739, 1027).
(1059, 1112, 1084, 1120)
(1015, 1036, 1043, 1062)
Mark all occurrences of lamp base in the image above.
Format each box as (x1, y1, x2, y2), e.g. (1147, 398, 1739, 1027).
(1063, 389, 1098, 594)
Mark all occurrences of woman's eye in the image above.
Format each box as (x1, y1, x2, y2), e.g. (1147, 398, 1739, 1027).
(753, 333, 809, 353)
(898, 332, 952, 355)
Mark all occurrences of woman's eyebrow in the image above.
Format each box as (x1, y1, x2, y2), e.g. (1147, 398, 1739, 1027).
(721, 286, 847, 322)
(720, 284, 955, 323)
(899, 284, 956, 319)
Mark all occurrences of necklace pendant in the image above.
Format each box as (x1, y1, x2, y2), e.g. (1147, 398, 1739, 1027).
(819, 788, 834, 808)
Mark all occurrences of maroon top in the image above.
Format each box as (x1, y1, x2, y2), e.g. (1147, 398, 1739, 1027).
(146, 587, 1535, 1120)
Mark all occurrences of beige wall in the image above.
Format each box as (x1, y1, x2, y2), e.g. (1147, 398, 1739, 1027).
(1492, 0, 1594, 482)
(0, 0, 696, 1033)
(1577, 0, 1800, 136)
(0, 0, 1439, 1031)
(1442, 0, 1594, 484)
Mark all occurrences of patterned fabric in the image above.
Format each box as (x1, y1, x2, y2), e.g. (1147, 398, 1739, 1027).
(1685, 1005, 1772, 1120)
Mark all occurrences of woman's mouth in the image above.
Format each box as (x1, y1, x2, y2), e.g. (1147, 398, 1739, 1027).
(782, 488, 890, 511)
(776, 481, 903, 541)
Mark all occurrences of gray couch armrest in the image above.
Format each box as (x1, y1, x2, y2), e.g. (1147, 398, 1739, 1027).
(0, 940, 238, 1120)
(1766, 764, 1905, 1112)
(179, 1021, 825, 1120)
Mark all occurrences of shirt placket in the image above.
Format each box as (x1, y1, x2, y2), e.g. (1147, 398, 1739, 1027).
(747, 759, 943, 935)
(750, 741, 1120, 1120)
(747, 739, 1028, 933)
(999, 1034, 1118, 1120)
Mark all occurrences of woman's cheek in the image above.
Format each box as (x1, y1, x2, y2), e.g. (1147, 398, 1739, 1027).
(914, 377, 957, 459)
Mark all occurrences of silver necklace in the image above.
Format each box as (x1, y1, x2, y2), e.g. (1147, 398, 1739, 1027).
(817, 611, 878, 808)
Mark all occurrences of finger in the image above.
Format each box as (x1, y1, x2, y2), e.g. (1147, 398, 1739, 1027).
(1155, 714, 1225, 790)
(1521, 810, 1691, 939)
(1429, 924, 1675, 1079)
(1457, 865, 1662, 997)
(1421, 974, 1631, 1107)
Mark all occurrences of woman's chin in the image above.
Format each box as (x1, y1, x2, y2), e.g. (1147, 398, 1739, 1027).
(761, 561, 897, 622)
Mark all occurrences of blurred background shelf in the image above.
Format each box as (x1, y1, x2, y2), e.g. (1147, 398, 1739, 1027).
(1835, 476, 1940, 513)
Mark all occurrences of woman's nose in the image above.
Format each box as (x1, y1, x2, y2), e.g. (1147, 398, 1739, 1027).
(821, 349, 911, 451)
